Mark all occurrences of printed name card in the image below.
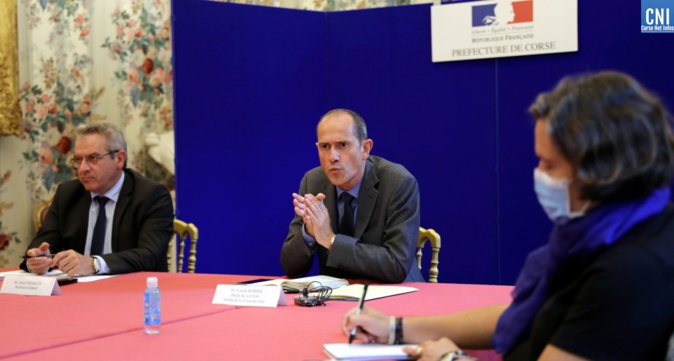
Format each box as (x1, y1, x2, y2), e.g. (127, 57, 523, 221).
(212, 284, 287, 307)
(0, 275, 62, 296)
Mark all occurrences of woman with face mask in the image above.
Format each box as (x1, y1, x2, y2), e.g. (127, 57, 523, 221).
(340, 71, 674, 361)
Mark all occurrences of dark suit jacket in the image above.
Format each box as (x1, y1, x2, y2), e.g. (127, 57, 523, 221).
(280, 156, 424, 283)
(20, 169, 174, 274)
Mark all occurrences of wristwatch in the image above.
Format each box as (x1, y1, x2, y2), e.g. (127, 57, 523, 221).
(439, 351, 477, 361)
(92, 257, 101, 274)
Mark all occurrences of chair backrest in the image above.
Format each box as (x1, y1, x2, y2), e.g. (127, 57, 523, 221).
(169, 219, 199, 273)
(666, 329, 674, 361)
(417, 227, 441, 283)
(33, 198, 52, 232)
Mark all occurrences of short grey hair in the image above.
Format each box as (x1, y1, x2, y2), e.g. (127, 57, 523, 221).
(530, 71, 674, 202)
(75, 121, 128, 167)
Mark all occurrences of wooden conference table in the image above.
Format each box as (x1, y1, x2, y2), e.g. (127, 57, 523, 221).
(0, 271, 512, 361)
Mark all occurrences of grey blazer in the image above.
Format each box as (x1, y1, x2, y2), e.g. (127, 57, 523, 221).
(20, 169, 174, 274)
(281, 156, 424, 283)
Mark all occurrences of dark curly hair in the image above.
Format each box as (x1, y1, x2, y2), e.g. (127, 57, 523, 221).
(529, 71, 674, 203)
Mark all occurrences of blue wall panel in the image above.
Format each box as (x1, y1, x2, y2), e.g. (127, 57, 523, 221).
(172, 0, 674, 284)
(172, 0, 328, 275)
(496, 0, 674, 284)
(326, 7, 499, 284)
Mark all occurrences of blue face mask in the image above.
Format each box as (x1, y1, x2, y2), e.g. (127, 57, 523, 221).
(533, 168, 588, 224)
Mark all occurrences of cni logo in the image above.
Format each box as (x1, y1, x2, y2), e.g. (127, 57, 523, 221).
(641, 0, 674, 33)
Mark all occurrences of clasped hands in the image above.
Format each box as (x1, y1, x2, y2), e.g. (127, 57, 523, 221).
(26, 242, 96, 277)
(293, 193, 335, 248)
(342, 306, 465, 361)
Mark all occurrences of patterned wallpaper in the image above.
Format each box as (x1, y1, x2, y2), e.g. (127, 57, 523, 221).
(0, 0, 174, 267)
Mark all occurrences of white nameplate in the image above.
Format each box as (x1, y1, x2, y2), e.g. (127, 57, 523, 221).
(211, 284, 287, 307)
(0, 275, 62, 296)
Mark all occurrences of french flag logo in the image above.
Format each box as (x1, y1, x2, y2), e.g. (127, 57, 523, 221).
(472, 1, 533, 27)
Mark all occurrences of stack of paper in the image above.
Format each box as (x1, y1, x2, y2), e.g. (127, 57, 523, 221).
(0, 270, 114, 283)
(0, 269, 67, 281)
(250, 275, 349, 293)
(323, 343, 417, 360)
(329, 284, 418, 301)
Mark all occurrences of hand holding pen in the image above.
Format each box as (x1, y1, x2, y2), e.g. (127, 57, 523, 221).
(23, 242, 56, 275)
(349, 282, 369, 344)
(341, 290, 394, 344)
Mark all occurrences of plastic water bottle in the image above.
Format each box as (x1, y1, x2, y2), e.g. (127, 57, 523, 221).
(144, 277, 161, 334)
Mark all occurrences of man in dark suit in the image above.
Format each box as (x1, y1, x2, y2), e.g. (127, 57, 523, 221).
(280, 109, 424, 283)
(21, 122, 174, 276)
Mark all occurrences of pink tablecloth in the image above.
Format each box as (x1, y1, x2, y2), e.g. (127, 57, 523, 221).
(0, 272, 254, 359)
(1, 272, 512, 361)
(4, 305, 506, 361)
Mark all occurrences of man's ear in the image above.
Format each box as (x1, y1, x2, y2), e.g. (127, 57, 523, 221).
(116, 150, 127, 169)
(362, 139, 373, 160)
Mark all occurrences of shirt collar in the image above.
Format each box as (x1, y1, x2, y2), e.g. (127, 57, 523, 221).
(336, 177, 362, 200)
(90, 171, 125, 203)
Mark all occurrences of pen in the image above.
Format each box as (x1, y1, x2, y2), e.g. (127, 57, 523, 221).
(20, 254, 56, 259)
(349, 282, 369, 344)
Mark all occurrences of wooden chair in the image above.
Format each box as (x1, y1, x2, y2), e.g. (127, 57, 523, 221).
(417, 227, 441, 283)
(169, 219, 199, 273)
(33, 198, 52, 231)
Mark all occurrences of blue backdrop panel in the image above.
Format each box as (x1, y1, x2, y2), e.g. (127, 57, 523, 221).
(172, 0, 674, 284)
(326, 7, 499, 284)
(496, 0, 674, 284)
(172, 0, 328, 275)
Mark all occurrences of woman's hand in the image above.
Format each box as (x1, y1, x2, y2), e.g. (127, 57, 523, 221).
(341, 306, 391, 344)
(403, 337, 463, 361)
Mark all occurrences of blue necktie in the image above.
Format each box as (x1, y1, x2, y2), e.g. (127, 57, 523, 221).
(339, 192, 355, 237)
(91, 196, 108, 256)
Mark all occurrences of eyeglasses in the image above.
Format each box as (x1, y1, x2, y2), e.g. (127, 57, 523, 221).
(70, 151, 119, 167)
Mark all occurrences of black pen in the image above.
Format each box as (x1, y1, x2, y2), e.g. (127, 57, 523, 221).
(349, 282, 369, 344)
(20, 254, 56, 259)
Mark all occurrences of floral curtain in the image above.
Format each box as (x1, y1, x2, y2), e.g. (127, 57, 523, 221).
(0, 0, 174, 267)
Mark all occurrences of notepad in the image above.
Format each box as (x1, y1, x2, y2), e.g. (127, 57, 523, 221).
(323, 343, 417, 360)
(249, 275, 349, 293)
(329, 284, 418, 301)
